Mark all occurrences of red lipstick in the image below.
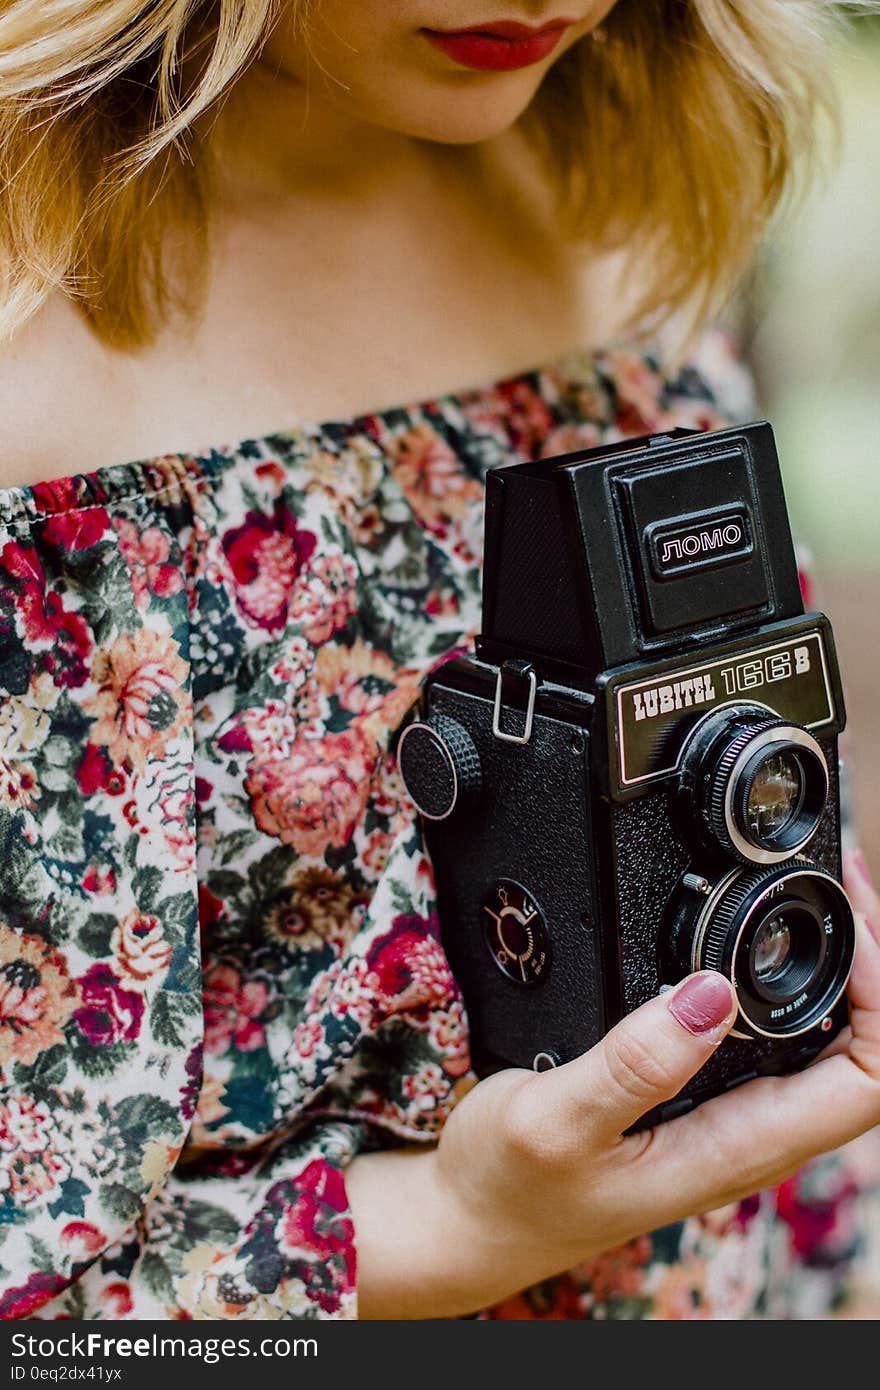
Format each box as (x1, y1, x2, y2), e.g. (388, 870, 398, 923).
(421, 17, 575, 72)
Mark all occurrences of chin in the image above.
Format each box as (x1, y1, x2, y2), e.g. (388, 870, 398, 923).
(367, 82, 544, 146)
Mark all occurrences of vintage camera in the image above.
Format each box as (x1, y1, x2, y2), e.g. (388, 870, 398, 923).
(397, 422, 855, 1126)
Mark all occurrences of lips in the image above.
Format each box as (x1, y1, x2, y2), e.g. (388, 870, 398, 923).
(421, 17, 575, 72)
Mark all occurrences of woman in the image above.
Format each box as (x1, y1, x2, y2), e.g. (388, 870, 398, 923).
(0, 0, 878, 1320)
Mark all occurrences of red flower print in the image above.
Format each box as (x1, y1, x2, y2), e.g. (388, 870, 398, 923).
(255, 460, 286, 486)
(73, 964, 144, 1045)
(246, 727, 374, 858)
(272, 1160, 355, 1265)
(603, 350, 668, 437)
(292, 1017, 324, 1059)
(388, 424, 482, 537)
(76, 744, 128, 796)
(425, 587, 460, 617)
(774, 1174, 855, 1260)
(202, 962, 269, 1056)
(0, 540, 56, 643)
(366, 914, 457, 1017)
(288, 551, 358, 645)
(0, 1094, 70, 1208)
(543, 421, 601, 457)
(496, 378, 556, 458)
(221, 505, 317, 633)
(179, 1042, 203, 1124)
(83, 627, 189, 773)
(59, 1222, 106, 1259)
(578, 1235, 653, 1302)
(113, 517, 184, 611)
(44, 592, 92, 688)
(428, 1000, 471, 1078)
(82, 863, 116, 895)
(31, 476, 94, 516)
(198, 884, 225, 937)
(41, 508, 109, 552)
(0, 542, 93, 688)
(0, 933, 79, 1067)
(100, 1283, 134, 1317)
(0, 1270, 69, 1320)
(111, 910, 172, 991)
(216, 722, 253, 754)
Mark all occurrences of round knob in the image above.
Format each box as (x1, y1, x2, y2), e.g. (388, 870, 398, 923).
(397, 713, 481, 821)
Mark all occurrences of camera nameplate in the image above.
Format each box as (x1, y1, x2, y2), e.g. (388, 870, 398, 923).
(610, 626, 836, 794)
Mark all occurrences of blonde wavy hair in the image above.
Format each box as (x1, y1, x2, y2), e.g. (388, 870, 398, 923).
(0, 0, 871, 347)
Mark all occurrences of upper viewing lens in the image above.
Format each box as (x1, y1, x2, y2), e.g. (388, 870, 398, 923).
(745, 751, 805, 840)
(680, 706, 830, 865)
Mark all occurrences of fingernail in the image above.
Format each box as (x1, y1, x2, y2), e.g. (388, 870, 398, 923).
(668, 972, 735, 1036)
(849, 847, 874, 888)
(864, 914, 880, 948)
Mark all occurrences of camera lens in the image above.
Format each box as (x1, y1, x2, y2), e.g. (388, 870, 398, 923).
(747, 903, 827, 1006)
(680, 706, 829, 864)
(752, 913, 793, 984)
(671, 860, 854, 1040)
(745, 752, 804, 840)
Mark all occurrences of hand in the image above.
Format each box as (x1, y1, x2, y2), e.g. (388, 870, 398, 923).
(350, 851, 880, 1318)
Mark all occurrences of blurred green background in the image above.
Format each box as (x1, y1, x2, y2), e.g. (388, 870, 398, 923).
(743, 13, 879, 901)
(749, 16, 880, 573)
(745, 15, 880, 1319)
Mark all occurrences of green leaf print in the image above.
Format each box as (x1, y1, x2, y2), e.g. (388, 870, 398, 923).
(113, 1093, 181, 1140)
(101, 1183, 145, 1224)
(77, 913, 117, 959)
(151, 991, 201, 1049)
(13, 1043, 67, 1094)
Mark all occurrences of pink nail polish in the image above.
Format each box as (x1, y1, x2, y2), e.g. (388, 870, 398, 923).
(851, 849, 874, 887)
(668, 973, 734, 1035)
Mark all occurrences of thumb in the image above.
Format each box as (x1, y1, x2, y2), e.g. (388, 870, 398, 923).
(536, 970, 738, 1145)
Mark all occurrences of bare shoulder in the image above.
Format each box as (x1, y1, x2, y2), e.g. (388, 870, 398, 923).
(0, 295, 129, 489)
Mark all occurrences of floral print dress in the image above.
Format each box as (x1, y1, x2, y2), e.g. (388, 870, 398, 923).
(0, 327, 876, 1321)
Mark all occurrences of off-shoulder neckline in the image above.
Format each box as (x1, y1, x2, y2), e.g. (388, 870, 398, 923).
(0, 333, 669, 528)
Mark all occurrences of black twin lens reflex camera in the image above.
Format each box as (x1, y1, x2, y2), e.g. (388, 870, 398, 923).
(397, 422, 855, 1127)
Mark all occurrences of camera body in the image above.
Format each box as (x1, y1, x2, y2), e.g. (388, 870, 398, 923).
(398, 423, 854, 1126)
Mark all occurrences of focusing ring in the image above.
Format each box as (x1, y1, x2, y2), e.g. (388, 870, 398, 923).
(690, 858, 855, 1040)
(706, 718, 779, 858)
(700, 858, 792, 975)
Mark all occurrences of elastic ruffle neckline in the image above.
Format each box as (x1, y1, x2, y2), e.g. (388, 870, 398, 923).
(0, 338, 628, 529)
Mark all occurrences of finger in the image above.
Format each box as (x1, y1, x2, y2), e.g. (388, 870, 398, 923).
(814, 1024, 851, 1062)
(520, 971, 737, 1150)
(843, 844, 880, 934)
(629, 915, 880, 1223)
(846, 912, 880, 1069)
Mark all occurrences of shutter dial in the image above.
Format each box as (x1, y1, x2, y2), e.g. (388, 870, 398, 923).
(397, 713, 481, 821)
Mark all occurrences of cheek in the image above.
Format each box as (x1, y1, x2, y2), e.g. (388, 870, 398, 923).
(273, 2, 416, 90)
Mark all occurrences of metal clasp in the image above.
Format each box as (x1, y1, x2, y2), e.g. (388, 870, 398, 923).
(492, 662, 537, 745)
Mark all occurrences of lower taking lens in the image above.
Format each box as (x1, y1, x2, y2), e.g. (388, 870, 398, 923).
(752, 914, 792, 983)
